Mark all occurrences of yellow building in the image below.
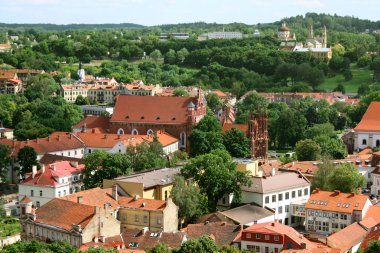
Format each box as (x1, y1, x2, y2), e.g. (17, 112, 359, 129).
(103, 168, 181, 201)
(235, 158, 259, 176)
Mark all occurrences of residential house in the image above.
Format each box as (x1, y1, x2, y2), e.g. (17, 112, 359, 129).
(103, 168, 181, 201)
(72, 115, 110, 133)
(354, 102, 380, 150)
(118, 195, 178, 233)
(18, 161, 85, 208)
(326, 222, 368, 253)
(304, 189, 371, 235)
(234, 221, 315, 253)
(241, 171, 311, 227)
(19, 197, 121, 248)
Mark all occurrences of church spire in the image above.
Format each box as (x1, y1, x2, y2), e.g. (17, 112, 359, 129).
(323, 25, 327, 48)
(308, 25, 314, 39)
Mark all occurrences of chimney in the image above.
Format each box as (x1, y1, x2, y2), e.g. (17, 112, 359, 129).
(334, 190, 340, 195)
(32, 165, 37, 178)
(271, 167, 276, 176)
(315, 188, 320, 193)
(41, 165, 45, 173)
(300, 242, 306, 249)
(271, 222, 275, 227)
(47, 136, 50, 142)
(112, 184, 118, 201)
(134, 195, 139, 201)
(77, 196, 83, 204)
(351, 192, 355, 197)
(141, 227, 149, 235)
(36, 138, 39, 144)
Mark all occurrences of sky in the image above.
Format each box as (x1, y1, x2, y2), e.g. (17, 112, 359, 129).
(0, 0, 379, 26)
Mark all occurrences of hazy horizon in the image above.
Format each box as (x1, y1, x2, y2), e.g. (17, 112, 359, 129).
(0, 0, 379, 26)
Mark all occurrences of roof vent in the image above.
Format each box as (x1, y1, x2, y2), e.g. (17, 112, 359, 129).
(156, 117, 160, 120)
(141, 202, 146, 207)
(141, 116, 144, 119)
(172, 117, 176, 120)
(125, 116, 129, 119)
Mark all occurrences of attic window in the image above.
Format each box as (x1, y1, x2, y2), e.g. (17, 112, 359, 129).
(156, 117, 160, 120)
(125, 116, 129, 119)
(172, 117, 176, 120)
(141, 116, 144, 119)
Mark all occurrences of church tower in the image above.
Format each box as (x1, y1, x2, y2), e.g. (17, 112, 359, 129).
(77, 62, 85, 82)
(248, 111, 268, 161)
(322, 26, 327, 48)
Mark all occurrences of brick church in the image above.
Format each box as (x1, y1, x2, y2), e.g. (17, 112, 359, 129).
(109, 89, 206, 151)
(222, 112, 269, 161)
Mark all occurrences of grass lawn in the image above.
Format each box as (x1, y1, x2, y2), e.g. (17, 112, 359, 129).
(319, 64, 378, 93)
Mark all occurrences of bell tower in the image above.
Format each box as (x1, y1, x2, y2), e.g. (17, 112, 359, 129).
(248, 111, 268, 161)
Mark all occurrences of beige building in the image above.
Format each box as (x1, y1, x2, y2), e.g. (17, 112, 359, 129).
(19, 196, 121, 248)
(103, 168, 181, 201)
(118, 196, 178, 232)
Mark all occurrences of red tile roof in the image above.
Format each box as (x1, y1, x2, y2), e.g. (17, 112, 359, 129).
(35, 198, 95, 231)
(211, 89, 229, 98)
(111, 95, 197, 124)
(327, 222, 368, 252)
(20, 196, 32, 203)
(60, 188, 119, 210)
(238, 221, 314, 249)
(361, 206, 380, 229)
(72, 115, 110, 131)
(121, 229, 184, 250)
(75, 132, 144, 148)
(21, 161, 84, 187)
(305, 190, 370, 214)
(0, 132, 85, 157)
(183, 221, 242, 247)
(0, 69, 17, 79)
(355, 102, 380, 131)
(118, 196, 166, 211)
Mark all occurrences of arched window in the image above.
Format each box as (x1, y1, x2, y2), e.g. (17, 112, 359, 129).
(131, 129, 139, 135)
(180, 132, 186, 147)
(147, 129, 153, 135)
(117, 128, 124, 135)
(377, 140, 380, 147)
(362, 139, 367, 145)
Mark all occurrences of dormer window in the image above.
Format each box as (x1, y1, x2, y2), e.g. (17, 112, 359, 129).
(141, 116, 144, 119)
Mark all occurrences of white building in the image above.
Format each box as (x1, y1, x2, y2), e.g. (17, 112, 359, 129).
(304, 189, 372, 235)
(159, 33, 189, 40)
(354, 102, 380, 150)
(18, 161, 85, 208)
(80, 105, 114, 116)
(241, 171, 310, 227)
(207, 31, 243, 40)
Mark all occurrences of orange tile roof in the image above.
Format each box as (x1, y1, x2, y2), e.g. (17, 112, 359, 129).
(361, 206, 380, 229)
(142, 131, 178, 146)
(211, 89, 229, 98)
(121, 229, 184, 250)
(327, 222, 368, 252)
(305, 190, 370, 214)
(60, 187, 119, 210)
(35, 198, 95, 231)
(111, 95, 198, 124)
(20, 196, 32, 203)
(0, 69, 17, 79)
(118, 196, 166, 211)
(355, 102, 380, 131)
(75, 132, 144, 148)
(222, 123, 248, 134)
(0, 132, 85, 157)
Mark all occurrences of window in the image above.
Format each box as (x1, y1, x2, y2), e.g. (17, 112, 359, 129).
(272, 195, 276, 202)
(131, 129, 139, 135)
(265, 235, 269, 240)
(274, 235, 279, 241)
(285, 205, 289, 212)
(180, 132, 186, 146)
(341, 214, 347, 220)
(117, 128, 124, 135)
(278, 193, 283, 201)
(147, 129, 153, 135)
(165, 191, 168, 200)
(377, 140, 380, 147)
(274, 248, 279, 253)
(285, 192, 289, 200)
(256, 233, 261, 239)
(39, 190, 43, 196)
(246, 233, 251, 238)
(157, 217, 162, 225)
(31, 190, 34, 197)
(36, 201, 40, 208)
(298, 189, 302, 197)
(265, 196, 269, 204)
(58, 191, 61, 197)
(363, 139, 367, 145)
(143, 216, 148, 223)
(304, 188, 309, 196)
(278, 206, 283, 214)
(292, 191, 296, 198)
(265, 246, 269, 253)
(135, 214, 139, 222)
(63, 190, 66, 196)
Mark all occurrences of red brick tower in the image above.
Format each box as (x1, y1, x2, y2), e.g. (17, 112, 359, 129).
(249, 111, 268, 161)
